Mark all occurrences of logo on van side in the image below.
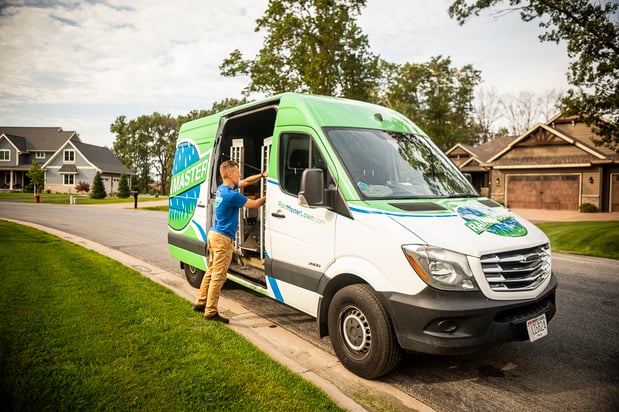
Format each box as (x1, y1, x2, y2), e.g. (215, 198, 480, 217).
(168, 142, 210, 231)
(457, 205, 527, 237)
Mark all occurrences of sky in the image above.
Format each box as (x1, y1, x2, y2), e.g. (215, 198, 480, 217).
(0, 0, 571, 148)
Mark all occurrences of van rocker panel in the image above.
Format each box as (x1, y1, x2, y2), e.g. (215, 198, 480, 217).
(383, 273, 557, 355)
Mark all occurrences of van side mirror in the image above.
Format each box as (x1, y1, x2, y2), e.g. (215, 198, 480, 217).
(463, 173, 473, 184)
(299, 169, 324, 208)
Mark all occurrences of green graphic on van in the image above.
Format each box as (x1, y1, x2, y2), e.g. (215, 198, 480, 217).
(457, 205, 527, 237)
(168, 142, 210, 231)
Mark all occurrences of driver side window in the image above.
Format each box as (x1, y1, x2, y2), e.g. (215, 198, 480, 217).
(279, 133, 331, 196)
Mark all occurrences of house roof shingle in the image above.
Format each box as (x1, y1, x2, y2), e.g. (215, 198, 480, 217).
(72, 141, 132, 174)
(0, 127, 78, 151)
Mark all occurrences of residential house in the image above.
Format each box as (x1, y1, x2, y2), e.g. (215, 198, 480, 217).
(0, 127, 132, 195)
(446, 136, 515, 197)
(446, 114, 619, 212)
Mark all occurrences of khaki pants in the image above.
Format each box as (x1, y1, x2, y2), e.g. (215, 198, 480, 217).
(196, 230, 234, 317)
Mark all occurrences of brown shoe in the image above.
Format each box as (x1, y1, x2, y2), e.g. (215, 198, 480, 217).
(192, 304, 205, 313)
(203, 312, 229, 324)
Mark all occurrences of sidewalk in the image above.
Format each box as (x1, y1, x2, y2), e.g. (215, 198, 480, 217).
(510, 208, 619, 223)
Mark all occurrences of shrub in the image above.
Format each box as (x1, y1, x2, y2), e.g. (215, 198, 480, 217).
(117, 173, 130, 198)
(75, 181, 90, 194)
(90, 172, 107, 199)
(579, 203, 598, 213)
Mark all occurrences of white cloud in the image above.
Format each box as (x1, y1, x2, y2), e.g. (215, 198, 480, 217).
(0, 0, 571, 147)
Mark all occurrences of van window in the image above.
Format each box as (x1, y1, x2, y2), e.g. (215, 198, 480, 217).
(279, 133, 330, 196)
(326, 128, 477, 199)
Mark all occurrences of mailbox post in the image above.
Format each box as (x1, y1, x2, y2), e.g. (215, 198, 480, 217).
(130, 191, 138, 209)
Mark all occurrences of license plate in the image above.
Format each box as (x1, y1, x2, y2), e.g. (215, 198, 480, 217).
(526, 314, 548, 342)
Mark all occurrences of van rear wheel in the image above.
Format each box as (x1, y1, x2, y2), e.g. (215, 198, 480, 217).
(327, 284, 401, 379)
(184, 264, 205, 288)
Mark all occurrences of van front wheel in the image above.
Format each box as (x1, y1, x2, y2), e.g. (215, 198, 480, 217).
(327, 284, 401, 379)
(184, 264, 205, 288)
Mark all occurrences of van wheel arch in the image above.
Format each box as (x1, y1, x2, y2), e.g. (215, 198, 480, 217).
(327, 283, 401, 378)
(184, 264, 205, 288)
(318, 274, 364, 337)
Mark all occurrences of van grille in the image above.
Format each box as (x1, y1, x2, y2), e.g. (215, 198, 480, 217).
(480, 244, 551, 291)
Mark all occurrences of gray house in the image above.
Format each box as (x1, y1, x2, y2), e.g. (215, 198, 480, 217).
(0, 127, 132, 195)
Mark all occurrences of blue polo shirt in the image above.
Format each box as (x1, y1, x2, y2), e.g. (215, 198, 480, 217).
(211, 183, 248, 239)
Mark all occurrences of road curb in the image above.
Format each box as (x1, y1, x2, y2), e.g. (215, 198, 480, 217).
(6, 218, 434, 412)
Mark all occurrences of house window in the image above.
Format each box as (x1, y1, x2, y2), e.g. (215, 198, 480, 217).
(64, 149, 75, 162)
(0, 149, 10, 161)
(36, 152, 45, 159)
(63, 174, 75, 185)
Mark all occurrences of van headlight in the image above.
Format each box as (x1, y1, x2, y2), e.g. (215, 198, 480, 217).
(402, 245, 479, 291)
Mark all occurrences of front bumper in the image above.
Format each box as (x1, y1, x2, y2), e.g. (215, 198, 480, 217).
(383, 274, 557, 355)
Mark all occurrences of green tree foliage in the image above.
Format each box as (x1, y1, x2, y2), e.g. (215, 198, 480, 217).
(448, 0, 619, 151)
(90, 172, 106, 199)
(111, 99, 248, 196)
(148, 113, 178, 196)
(219, 0, 380, 101)
(117, 173, 130, 198)
(111, 115, 151, 193)
(381, 55, 482, 150)
(26, 160, 45, 194)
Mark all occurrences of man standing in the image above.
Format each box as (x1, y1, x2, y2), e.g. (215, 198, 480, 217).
(192, 160, 267, 323)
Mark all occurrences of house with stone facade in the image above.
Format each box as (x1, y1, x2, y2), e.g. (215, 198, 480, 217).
(0, 127, 132, 195)
(446, 114, 619, 212)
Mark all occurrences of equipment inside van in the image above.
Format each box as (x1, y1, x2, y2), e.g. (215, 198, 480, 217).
(168, 93, 557, 378)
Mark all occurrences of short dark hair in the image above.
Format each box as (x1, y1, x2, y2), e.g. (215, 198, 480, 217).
(220, 160, 238, 178)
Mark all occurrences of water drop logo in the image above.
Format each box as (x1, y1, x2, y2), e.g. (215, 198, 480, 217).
(457, 205, 527, 237)
(168, 141, 209, 231)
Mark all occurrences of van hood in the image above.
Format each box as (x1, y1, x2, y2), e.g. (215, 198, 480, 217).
(358, 198, 549, 257)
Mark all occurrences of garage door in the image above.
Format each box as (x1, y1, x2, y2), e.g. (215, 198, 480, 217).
(507, 175, 580, 210)
(611, 174, 619, 212)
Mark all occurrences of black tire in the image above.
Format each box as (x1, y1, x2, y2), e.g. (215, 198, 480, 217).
(327, 284, 401, 379)
(184, 264, 205, 288)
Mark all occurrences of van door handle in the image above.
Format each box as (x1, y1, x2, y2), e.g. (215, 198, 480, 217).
(271, 210, 286, 218)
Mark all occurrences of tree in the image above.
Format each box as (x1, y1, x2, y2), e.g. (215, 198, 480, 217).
(474, 87, 503, 144)
(90, 172, 106, 199)
(499, 89, 562, 135)
(26, 160, 44, 194)
(220, 0, 380, 101)
(448, 0, 619, 151)
(111, 115, 151, 193)
(111, 99, 249, 196)
(382, 55, 482, 150)
(147, 113, 178, 196)
(117, 173, 130, 198)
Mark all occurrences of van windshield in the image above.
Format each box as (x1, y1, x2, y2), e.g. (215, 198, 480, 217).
(325, 128, 478, 199)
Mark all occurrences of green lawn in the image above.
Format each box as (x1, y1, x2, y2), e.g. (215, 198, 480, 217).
(0, 220, 342, 411)
(536, 221, 619, 260)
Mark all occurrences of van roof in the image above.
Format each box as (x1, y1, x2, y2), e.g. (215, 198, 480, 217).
(181, 93, 426, 135)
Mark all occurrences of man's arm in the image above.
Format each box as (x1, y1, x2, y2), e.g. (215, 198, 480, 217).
(245, 195, 266, 208)
(239, 171, 267, 188)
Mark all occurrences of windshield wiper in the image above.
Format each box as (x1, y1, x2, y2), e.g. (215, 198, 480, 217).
(436, 193, 479, 199)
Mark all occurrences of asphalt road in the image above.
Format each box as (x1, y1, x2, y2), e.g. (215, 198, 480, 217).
(1, 201, 617, 411)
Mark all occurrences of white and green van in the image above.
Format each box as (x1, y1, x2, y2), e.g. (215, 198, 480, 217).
(168, 93, 557, 378)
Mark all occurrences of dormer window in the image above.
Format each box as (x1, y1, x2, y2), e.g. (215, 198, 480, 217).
(0, 149, 9, 161)
(36, 152, 45, 159)
(64, 149, 75, 162)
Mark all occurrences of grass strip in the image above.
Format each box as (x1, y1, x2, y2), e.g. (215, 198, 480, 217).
(536, 221, 619, 260)
(0, 220, 342, 411)
(0, 192, 166, 205)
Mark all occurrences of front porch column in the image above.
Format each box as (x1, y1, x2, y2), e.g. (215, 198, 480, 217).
(9, 170, 14, 190)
